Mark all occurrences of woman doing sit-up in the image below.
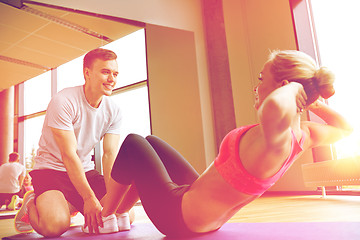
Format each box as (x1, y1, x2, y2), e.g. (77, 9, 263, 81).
(91, 50, 352, 236)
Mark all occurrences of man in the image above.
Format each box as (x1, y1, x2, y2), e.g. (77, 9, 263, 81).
(0, 152, 26, 210)
(15, 48, 139, 237)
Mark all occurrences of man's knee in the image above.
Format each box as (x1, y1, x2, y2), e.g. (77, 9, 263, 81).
(38, 217, 70, 237)
(34, 190, 71, 237)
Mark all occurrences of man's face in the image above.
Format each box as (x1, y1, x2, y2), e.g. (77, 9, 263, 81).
(84, 58, 119, 96)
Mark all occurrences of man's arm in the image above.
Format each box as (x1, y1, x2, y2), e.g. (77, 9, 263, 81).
(102, 133, 121, 187)
(50, 127, 103, 234)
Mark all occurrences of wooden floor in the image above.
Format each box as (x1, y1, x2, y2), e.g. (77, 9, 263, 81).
(1, 193, 359, 239)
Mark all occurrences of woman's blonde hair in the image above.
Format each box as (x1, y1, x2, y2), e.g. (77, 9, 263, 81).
(267, 50, 335, 105)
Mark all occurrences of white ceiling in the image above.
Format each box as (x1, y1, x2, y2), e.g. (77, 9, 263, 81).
(0, 0, 143, 91)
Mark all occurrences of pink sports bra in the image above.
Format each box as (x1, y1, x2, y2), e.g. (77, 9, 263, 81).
(214, 124, 305, 195)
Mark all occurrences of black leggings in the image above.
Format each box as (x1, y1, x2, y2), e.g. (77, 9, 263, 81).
(111, 134, 200, 236)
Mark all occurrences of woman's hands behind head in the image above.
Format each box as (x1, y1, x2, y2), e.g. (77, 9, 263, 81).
(289, 82, 307, 113)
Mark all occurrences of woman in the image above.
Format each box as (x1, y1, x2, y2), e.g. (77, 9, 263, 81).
(89, 50, 352, 236)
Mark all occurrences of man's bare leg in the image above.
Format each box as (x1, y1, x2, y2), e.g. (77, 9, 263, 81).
(28, 190, 71, 237)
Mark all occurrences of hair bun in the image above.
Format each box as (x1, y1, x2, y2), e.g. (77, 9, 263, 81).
(314, 66, 335, 99)
(318, 84, 335, 99)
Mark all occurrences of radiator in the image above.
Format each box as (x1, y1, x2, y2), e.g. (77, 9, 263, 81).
(302, 157, 360, 196)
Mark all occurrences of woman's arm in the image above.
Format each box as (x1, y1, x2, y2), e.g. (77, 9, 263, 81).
(258, 82, 306, 150)
(307, 100, 352, 131)
(303, 100, 353, 147)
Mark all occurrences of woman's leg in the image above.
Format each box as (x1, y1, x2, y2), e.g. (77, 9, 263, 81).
(104, 134, 182, 215)
(110, 134, 172, 186)
(145, 135, 199, 185)
(108, 134, 195, 235)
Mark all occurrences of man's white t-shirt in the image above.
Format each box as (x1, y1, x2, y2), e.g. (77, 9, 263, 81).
(0, 162, 26, 193)
(33, 85, 122, 172)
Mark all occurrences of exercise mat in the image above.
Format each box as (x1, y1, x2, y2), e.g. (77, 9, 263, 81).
(4, 222, 360, 240)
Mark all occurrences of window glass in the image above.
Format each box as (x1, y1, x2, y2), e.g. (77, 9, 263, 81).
(104, 29, 147, 88)
(57, 55, 84, 92)
(23, 71, 51, 115)
(57, 29, 147, 92)
(23, 115, 45, 169)
(111, 85, 151, 144)
(311, 0, 360, 159)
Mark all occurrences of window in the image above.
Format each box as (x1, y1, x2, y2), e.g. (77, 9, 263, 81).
(56, 29, 147, 91)
(23, 71, 51, 115)
(105, 29, 147, 88)
(310, 0, 360, 159)
(291, 0, 360, 192)
(94, 29, 150, 172)
(57, 56, 84, 92)
(21, 72, 50, 166)
(23, 115, 45, 169)
(111, 84, 151, 144)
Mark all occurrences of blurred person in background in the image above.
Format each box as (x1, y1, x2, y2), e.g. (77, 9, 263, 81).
(0, 152, 26, 210)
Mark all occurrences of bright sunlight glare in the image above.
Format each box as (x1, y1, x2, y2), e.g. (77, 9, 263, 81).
(311, 0, 360, 159)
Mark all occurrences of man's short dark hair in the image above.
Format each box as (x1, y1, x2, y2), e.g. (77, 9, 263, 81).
(9, 152, 20, 162)
(83, 48, 117, 70)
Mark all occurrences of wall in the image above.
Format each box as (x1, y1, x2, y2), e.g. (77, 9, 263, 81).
(145, 24, 206, 171)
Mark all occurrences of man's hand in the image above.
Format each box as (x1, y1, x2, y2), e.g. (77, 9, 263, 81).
(83, 196, 103, 234)
(51, 127, 104, 233)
